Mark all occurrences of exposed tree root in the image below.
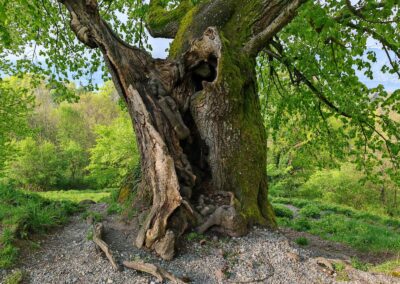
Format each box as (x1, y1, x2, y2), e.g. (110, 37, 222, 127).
(123, 260, 187, 284)
(196, 191, 247, 237)
(92, 222, 186, 282)
(92, 223, 121, 271)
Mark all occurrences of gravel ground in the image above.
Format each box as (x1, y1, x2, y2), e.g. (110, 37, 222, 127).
(1, 204, 397, 284)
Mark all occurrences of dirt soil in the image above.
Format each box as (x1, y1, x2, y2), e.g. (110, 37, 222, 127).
(1, 203, 398, 284)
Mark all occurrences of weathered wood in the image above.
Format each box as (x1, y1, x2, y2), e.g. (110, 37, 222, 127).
(92, 223, 121, 271)
(59, 0, 304, 259)
(123, 260, 187, 284)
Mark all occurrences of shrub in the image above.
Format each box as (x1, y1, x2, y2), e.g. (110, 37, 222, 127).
(273, 204, 294, 219)
(350, 257, 370, 271)
(299, 204, 321, 218)
(276, 217, 291, 227)
(292, 217, 311, 231)
(4, 138, 64, 190)
(298, 163, 380, 212)
(295, 237, 309, 246)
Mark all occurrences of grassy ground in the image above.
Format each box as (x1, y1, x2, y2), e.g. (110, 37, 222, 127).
(32, 189, 112, 203)
(272, 197, 400, 253)
(272, 197, 400, 277)
(371, 258, 400, 277)
(0, 187, 113, 268)
(0, 186, 80, 268)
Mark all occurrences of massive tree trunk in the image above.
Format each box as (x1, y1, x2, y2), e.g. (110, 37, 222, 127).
(60, 0, 304, 259)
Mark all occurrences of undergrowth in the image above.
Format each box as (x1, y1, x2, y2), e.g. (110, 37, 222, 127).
(0, 185, 79, 268)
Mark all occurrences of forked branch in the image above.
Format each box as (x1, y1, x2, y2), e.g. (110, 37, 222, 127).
(244, 0, 306, 56)
(146, 0, 193, 38)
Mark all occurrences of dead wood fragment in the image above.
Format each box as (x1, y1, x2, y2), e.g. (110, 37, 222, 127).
(123, 260, 187, 283)
(92, 223, 121, 271)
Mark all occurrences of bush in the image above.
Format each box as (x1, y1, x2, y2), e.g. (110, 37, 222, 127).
(276, 217, 291, 227)
(299, 204, 320, 218)
(298, 163, 381, 212)
(350, 257, 370, 271)
(292, 217, 311, 231)
(273, 204, 294, 219)
(295, 237, 309, 246)
(4, 138, 64, 190)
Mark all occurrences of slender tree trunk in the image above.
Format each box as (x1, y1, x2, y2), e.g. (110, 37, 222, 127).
(60, 0, 304, 259)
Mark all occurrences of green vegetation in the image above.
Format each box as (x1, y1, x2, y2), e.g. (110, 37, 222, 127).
(0, 0, 399, 276)
(273, 198, 400, 253)
(3, 269, 24, 284)
(186, 232, 205, 241)
(34, 189, 111, 203)
(299, 204, 320, 219)
(295, 237, 309, 246)
(272, 203, 294, 219)
(0, 185, 79, 268)
(0, 79, 140, 191)
(371, 258, 400, 277)
(81, 211, 104, 223)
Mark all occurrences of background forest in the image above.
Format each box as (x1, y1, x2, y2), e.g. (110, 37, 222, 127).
(0, 77, 139, 190)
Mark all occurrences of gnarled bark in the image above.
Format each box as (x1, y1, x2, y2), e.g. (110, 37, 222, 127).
(59, 0, 305, 260)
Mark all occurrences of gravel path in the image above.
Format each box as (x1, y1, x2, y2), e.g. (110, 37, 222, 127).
(2, 204, 398, 284)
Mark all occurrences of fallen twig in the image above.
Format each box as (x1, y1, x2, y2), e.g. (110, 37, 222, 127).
(123, 260, 187, 283)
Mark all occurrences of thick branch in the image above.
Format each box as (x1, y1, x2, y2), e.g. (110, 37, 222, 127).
(146, 0, 193, 38)
(244, 0, 306, 56)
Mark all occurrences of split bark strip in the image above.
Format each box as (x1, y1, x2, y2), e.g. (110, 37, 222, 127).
(92, 223, 121, 271)
(123, 261, 186, 284)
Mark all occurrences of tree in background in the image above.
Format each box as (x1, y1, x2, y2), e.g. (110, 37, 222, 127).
(0, 77, 34, 172)
(2, 80, 136, 190)
(87, 115, 140, 188)
(5, 137, 63, 190)
(1, 0, 399, 259)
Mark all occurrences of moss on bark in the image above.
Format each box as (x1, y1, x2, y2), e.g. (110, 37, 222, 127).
(167, 0, 276, 228)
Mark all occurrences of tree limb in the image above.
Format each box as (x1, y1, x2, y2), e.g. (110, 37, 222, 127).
(244, 0, 306, 56)
(334, 13, 400, 59)
(263, 47, 351, 118)
(146, 0, 193, 38)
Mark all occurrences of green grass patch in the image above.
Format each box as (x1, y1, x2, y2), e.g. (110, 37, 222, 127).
(272, 203, 294, 219)
(3, 269, 24, 284)
(32, 189, 112, 203)
(350, 257, 370, 271)
(370, 257, 400, 277)
(272, 197, 400, 229)
(299, 204, 320, 218)
(274, 197, 400, 253)
(0, 185, 79, 268)
(186, 232, 205, 241)
(295, 237, 309, 246)
(81, 210, 104, 223)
